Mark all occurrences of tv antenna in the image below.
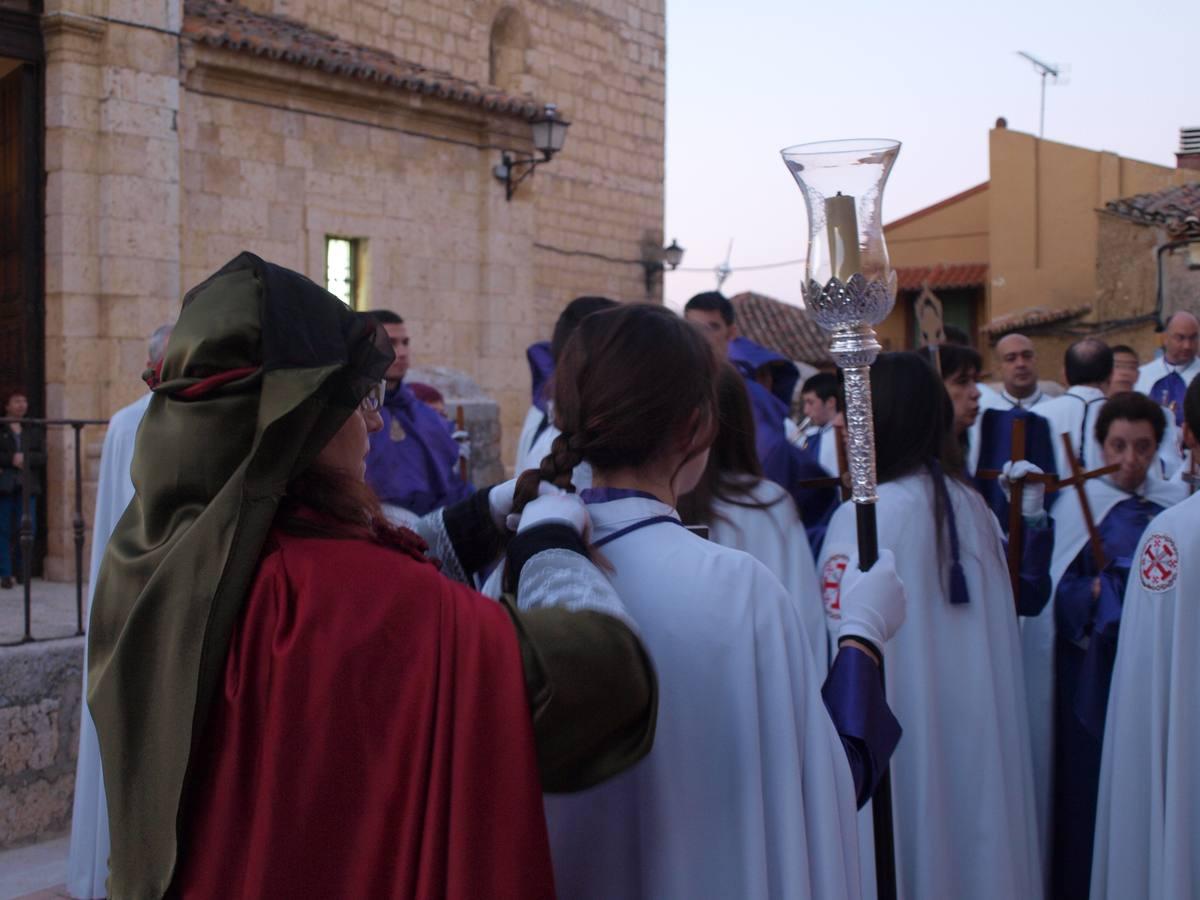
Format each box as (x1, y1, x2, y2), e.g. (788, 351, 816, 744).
(1016, 51, 1067, 138)
(715, 239, 734, 290)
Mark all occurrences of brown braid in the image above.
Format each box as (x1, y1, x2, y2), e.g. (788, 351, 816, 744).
(511, 432, 584, 515)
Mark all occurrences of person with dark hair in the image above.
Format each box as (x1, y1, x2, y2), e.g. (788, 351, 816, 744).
(1135, 310, 1200, 426)
(0, 390, 44, 589)
(87, 254, 658, 899)
(509, 302, 904, 899)
(514, 295, 619, 483)
(1093, 377, 1200, 898)
(682, 290, 736, 352)
(363, 309, 471, 524)
(943, 323, 1006, 410)
(1038, 338, 1114, 477)
(818, 352, 1044, 900)
(1108, 344, 1139, 395)
(68, 324, 173, 899)
(677, 364, 825, 666)
(792, 371, 844, 552)
(1023, 390, 1188, 900)
(683, 291, 812, 514)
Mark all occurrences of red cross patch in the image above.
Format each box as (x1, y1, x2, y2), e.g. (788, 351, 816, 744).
(1140, 533, 1179, 593)
(822, 554, 849, 620)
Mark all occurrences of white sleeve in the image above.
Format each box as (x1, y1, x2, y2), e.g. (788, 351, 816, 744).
(516, 548, 637, 631)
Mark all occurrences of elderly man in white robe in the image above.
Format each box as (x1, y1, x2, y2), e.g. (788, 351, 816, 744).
(66, 324, 172, 899)
(1134, 310, 1200, 426)
(1091, 375, 1200, 899)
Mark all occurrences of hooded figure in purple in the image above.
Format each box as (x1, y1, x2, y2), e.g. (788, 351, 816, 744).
(364, 311, 472, 519)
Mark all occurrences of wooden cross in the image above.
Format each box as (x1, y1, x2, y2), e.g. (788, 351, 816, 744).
(1059, 432, 1112, 572)
(1005, 418, 1027, 602)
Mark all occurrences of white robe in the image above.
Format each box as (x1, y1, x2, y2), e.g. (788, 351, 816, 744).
(1091, 492, 1200, 899)
(523, 495, 862, 899)
(1133, 353, 1200, 397)
(1021, 475, 1187, 881)
(512, 403, 593, 488)
(1037, 385, 1108, 476)
(67, 393, 150, 899)
(707, 476, 826, 668)
(820, 473, 1042, 900)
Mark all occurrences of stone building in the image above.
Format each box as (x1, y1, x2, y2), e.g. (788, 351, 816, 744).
(879, 122, 1193, 366)
(1, 0, 667, 579)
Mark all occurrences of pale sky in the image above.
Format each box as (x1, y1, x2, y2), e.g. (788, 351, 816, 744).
(662, 0, 1197, 309)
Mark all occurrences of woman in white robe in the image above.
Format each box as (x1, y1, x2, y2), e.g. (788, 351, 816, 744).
(819, 351, 1042, 900)
(504, 303, 906, 900)
(679, 363, 825, 668)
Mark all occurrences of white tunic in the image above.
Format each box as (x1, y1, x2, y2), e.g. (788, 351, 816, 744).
(527, 495, 862, 900)
(1091, 492, 1200, 899)
(1038, 385, 1108, 476)
(512, 403, 593, 489)
(1021, 475, 1187, 880)
(67, 393, 150, 899)
(707, 476, 826, 668)
(820, 473, 1042, 900)
(1133, 353, 1200, 397)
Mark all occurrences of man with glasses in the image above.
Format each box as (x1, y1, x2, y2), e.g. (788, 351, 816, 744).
(363, 311, 471, 526)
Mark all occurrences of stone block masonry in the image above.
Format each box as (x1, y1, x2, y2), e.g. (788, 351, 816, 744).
(0, 640, 83, 850)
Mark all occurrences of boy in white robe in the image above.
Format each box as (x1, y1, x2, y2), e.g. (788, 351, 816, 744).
(1090, 376, 1200, 899)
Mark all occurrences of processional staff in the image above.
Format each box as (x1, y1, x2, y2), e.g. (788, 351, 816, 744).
(782, 137, 901, 900)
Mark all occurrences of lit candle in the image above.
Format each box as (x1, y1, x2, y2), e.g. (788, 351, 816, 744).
(825, 192, 862, 283)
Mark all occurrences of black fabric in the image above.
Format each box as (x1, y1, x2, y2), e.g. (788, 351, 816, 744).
(440, 488, 505, 577)
(503, 524, 589, 594)
(0, 425, 44, 496)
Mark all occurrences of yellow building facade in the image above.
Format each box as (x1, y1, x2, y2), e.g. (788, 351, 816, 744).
(880, 123, 1189, 371)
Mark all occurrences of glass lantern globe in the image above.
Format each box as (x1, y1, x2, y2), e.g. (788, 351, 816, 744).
(780, 139, 900, 333)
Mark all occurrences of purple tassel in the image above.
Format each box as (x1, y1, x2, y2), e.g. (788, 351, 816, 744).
(949, 560, 970, 605)
(929, 458, 972, 606)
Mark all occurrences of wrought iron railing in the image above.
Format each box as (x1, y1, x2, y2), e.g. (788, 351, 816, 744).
(0, 416, 108, 645)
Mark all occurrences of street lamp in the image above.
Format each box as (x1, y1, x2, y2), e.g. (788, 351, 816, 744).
(642, 238, 686, 293)
(493, 103, 570, 201)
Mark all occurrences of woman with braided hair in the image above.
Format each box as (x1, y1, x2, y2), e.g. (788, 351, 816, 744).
(504, 302, 906, 900)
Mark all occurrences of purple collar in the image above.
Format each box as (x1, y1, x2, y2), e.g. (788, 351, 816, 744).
(579, 487, 665, 505)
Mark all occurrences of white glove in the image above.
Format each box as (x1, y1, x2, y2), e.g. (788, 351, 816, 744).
(515, 488, 591, 539)
(999, 460, 1046, 518)
(489, 479, 569, 532)
(836, 550, 906, 649)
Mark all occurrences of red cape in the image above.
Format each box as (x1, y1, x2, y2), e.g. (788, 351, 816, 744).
(174, 528, 555, 899)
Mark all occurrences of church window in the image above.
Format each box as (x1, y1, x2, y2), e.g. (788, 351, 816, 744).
(325, 236, 362, 309)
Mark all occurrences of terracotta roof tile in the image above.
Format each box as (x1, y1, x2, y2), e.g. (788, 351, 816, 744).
(730, 291, 833, 367)
(895, 263, 989, 292)
(980, 304, 1091, 340)
(1104, 183, 1200, 237)
(183, 0, 544, 120)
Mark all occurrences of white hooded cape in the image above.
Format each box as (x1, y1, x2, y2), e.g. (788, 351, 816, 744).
(1091, 492, 1200, 899)
(526, 495, 862, 899)
(1021, 475, 1187, 879)
(819, 473, 1041, 900)
(67, 393, 150, 898)
(707, 476, 826, 668)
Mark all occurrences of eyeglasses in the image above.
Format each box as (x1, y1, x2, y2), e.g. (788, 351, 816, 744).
(361, 380, 386, 413)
